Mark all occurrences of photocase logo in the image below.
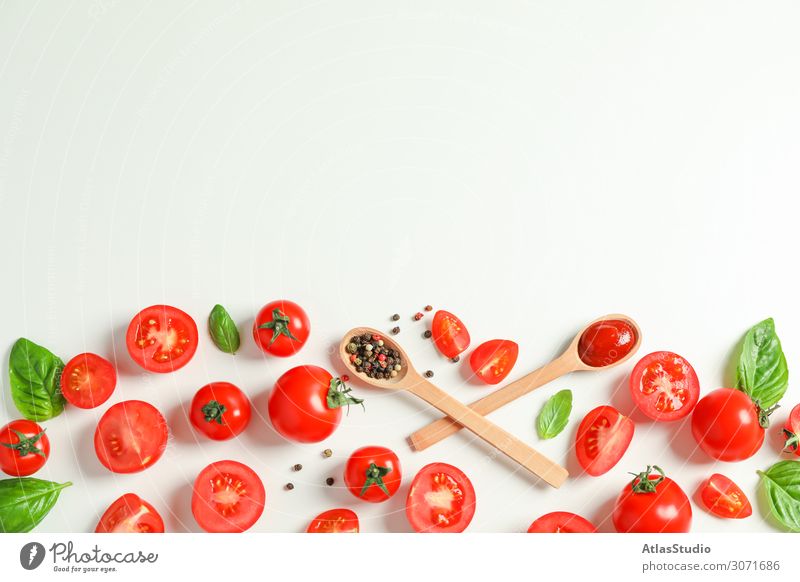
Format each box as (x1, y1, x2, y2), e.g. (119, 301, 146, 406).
(19, 542, 46, 570)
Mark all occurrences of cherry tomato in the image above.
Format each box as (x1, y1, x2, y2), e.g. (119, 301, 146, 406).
(691, 388, 765, 461)
(613, 465, 692, 533)
(527, 511, 597, 533)
(60, 353, 117, 409)
(94, 400, 168, 473)
(253, 300, 310, 357)
(0, 420, 49, 477)
(578, 319, 637, 368)
(344, 446, 402, 503)
(191, 460, 265, 533)
(431, 310, 471, 359)
(406, 462, 476, 533)
(126, 305, 198, 373)
(783, 403, 800, 456)
(307, 509, 359, 533)
(575, 405, 634, 476)
(95, 493, 165, 533)
(700, 473, 752, 519)
(469, 339, 518, 385)
(269, 366, 362, 443)
(190, 382, 252, 441)
(629, 351, 700, 421)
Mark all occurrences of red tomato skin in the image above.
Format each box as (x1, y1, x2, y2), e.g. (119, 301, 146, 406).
(253, 300, 310, 357)
(406, 462, 476, 533)
(575, 405, 635, 476)
(431, 310, 471, 359)
(700, 474, 752, 519)
(578, 319, 637, 367)
(613, 475, 692, 533)
(190, 382, 252, 441)
(783, 403, 800, 457)
(307, 509, 360, 533)
(125, 305, 198, 373)
(691, 388, 764, 462)
(191, 460, 266, 533)
(527, 511, 597, 533)
(95, 493, 165, 533)
(0, 420, 50, 477)
(94, 400, 169, 474)
(629, 351, 700, 422)
(469, 340, 519, 385)
(61, 353, 117, 409)
(344, 446, 402, 503)
(268, 365, 340, 443)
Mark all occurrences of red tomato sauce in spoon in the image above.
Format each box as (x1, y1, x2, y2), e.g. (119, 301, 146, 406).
(578, 319, 636, 367)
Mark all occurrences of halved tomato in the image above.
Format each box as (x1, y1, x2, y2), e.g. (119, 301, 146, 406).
(126, 305, 198, 373)
(94, 400, 168, 473)
(191, 460, 265, 533)
(406, 462, 476, 533)
(61, 353, 117, 409)
(469, 339, 518, 385)
(307, 509, 359, 533)
(95, 493, 165, 533)
(629, 351, 700, 421)
(575, 405, 634, 476)
(700, 473, 752, 519)
(527, 511, 597, 533)
(431, 310, 470, 359)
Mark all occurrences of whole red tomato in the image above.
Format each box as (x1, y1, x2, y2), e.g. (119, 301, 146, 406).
(253, 300, 310, 357)
(0, 419, 50, 477)
(783, 403, 800, 456)
(190, 382, 252, 441)
(613, 465, 692, 533)
(691, 388, 766, 461)
(344, 446, 402, 503)
(268, 366, 363, 443)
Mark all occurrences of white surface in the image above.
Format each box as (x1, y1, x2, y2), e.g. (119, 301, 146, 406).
(1, 1, 799, 533)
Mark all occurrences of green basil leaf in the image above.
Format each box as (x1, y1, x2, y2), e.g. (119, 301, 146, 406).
(536, 389, 573, 439)
(208, 304, 240, 354)
(9, 338, 66, 421)
(736, 318, 788, 409)
(0, 478, 72, 533)
(758, 460, 800, 532)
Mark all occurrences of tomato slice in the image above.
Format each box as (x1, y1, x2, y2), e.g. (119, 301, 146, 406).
(431, 310, 471, 359)
(629, 351, 699, 421)
(126, 305, 198, 373)
(527, 511, 597, 533)
(94, 400, 168, 473)
(95, 493, 165, 533)
(575, 405, 634, 476)
(406, 462, 476, 533)
(191, 460, 265, 533)
(307, 509, 359, 533)
(578, 319, 637, 367)
(700, 474, 752, 519)
(469, 339, 518, 385)
(61, 353, 117, 409)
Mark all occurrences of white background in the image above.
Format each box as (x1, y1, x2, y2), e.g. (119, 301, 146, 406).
(1, 1, 799, 534)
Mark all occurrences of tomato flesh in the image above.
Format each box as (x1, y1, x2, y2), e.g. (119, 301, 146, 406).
(307, 509, 359, 533)
(575, 405, 634, 476)
(94, 400, 168, 473)
(431, 310, 471, 359)
(629, 351, 699, 421)
(126, 305, 198, 373)
(61, 353, 117, 409)
(578, 319, 637, 367)
(527, 511, 597, 533)
(96, 493, 164, 533)
(191, 460, 265, 533)
(469, 339, 518, 385)
(700, 474, 752, 519)
(0, 419, 50, 477)
(406, 463, 476, 533)
(691, 388, 764, 461)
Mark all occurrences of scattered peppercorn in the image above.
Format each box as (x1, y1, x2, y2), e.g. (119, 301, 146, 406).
(391, 313, 400, 321)
(285, 483, 295, 490)
(413, 312, 423, 321)
(322, 448, 332, 458)
(341, 374, 350, 382)
(391, 326, 400, 334)
(424, 305, 433, 312)
(292, 464, 302, 472)
(425, 370, 434, 378)
(326, 477, 335, 486)
(423, 330, 432, 339)
(451, 356, 460, 363)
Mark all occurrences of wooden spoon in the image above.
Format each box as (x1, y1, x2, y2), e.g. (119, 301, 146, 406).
(339, 327, 569, 488)
(408, 314, 641, 451)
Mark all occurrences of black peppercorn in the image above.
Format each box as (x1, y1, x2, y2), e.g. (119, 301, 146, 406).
(423, 330, 432, 339)
(425, 370, 434, 378)
(326, 477, 335, 486)
(451, 356, 460, 363)
(391, 326, 400, 334)
(292, 463, 302, 471)
(285, 483, 294, 490)
(391, 313, 400, 321)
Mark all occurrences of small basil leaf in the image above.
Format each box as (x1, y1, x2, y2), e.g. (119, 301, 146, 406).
(208, 304, 240, 354)
(9, 338, 66, 421)
(0, 478, 72, 533)
(736, 318, 788, 409)
(758, 460, 800, 532)
(536, 389, 573, 439)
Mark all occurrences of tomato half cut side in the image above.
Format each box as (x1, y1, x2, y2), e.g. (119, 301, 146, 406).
(469, 339, 519, 385)
(700, 474, 752, 519)
(629, 351, 699, 421)
(307, 509, 359, 533)
(61, 353, 117, 409)
(575, 405, 634, 476)
(431, 310, 471, 359)
(126, 305, 198, 373)
(527, 511, 597, 533)
(95, 493, 165, 533)
(191, 460, 265, 533)
(406, 462, 476, 533)
(94, 400, 168, 473)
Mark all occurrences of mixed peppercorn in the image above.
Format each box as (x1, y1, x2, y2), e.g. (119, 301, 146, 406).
(345, 333, 403, 380)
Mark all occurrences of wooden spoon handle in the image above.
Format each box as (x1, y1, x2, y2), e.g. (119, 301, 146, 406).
(408, 353, 576, 451)
(406, 379, 569, 488)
